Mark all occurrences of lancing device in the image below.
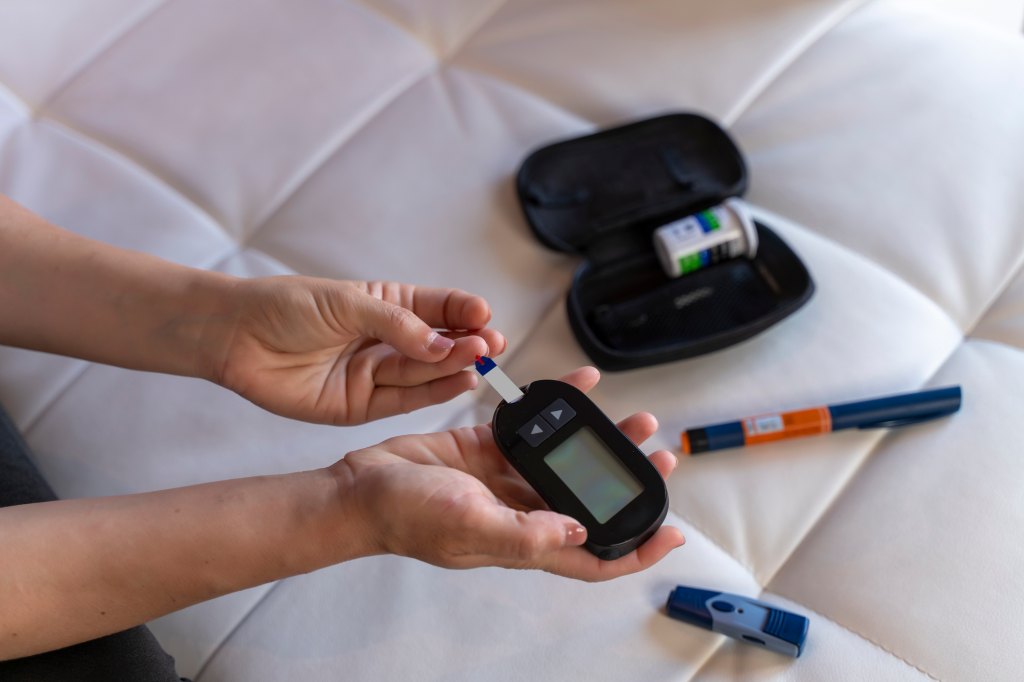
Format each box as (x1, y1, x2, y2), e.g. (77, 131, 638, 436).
(682, 385, 962, 454)
(666, 586, 809, 657)
(475, 356, 668, 560)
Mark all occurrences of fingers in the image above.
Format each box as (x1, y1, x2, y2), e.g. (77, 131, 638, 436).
(349, 291, 456, 362)
(536, 526, 686, 582)
(439, 328, 507, 357)
(616, 412, 658, 445)
(456, 500, 685, 581)
(407, 286, 492, 331)
(614, 412, 678, 480)
(455, 505, 587, 566)
(365, 371, 478, 420)
(371, 335, 491, 388)
(363, 282, 493, 332)
(648, 450, 677, 480)
(556, 366, 601, 393)
(348, 285, 504, 369)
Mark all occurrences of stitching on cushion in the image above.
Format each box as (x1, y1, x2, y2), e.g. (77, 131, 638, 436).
(762, 208, 964, 333)
(192, 582, 282, 681)
(760, 336, 961, 590)
(685, 596, 942, 682)
(34, 116, 234, 245)
(722, 0, 873, 127)
(343, 0, 511, 62)
(668, 509, 759, 578)
(776, 600, 942, 681)
(242, 0, 513, 247)
(963, 244, 1024, 341)
(0, 81, 31, 118)
(32, 0, 176, 115)
(10, 113, 235, 243)
(18, 362, 93, 437)
(242, 63, 435, 246)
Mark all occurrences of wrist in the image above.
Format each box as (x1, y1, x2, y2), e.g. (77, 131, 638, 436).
(307, 461, 381, 568)
(185, 269, 245, 383)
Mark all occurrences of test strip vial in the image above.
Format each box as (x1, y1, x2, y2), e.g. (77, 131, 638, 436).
(653, 198, 758, 278)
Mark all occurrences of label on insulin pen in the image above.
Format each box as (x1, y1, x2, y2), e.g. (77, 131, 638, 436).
(653, 198, 758, 278)
(744, 414, 784, 436)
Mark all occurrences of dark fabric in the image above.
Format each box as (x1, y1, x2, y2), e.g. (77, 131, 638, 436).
(0, 404, 189, 682)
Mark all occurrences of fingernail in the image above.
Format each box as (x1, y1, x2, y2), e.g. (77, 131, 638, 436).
(564, 522, 587, 546)
(427, 332, 455, 354)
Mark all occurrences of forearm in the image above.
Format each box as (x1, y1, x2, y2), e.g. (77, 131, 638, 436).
(0, 465, 370, 659)
(0, 194, 235, 379)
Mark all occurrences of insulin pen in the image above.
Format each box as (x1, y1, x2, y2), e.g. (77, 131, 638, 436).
(681, 385, 962, 454)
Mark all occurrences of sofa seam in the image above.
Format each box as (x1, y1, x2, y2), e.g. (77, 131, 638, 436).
(192, 582, 283, 681)
(242, 62, 436, 246)
(0, 81, 31, 118)
(242, 0, 514, 248)
(686, 594, 942, 681)
(344, 0, 510, 62)
(750, 340, 970, 679)
(760, 335, 962, 589)
(721, 0, 874, 127)
(778, 599, 942, 681)
(763, 208, 965, 333)
(19, 362, 94, 437)
(31, 113, 235, 243)
(32, 0, 176, 115)
(962, 237, 1024, 340)
(667, 509, 759, 578)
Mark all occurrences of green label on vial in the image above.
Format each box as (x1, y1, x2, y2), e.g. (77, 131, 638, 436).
(698, 210, 720, 232)
(678, 252, 704, 274)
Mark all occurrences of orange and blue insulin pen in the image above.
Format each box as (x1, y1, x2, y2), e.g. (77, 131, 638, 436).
(681, 386, 962, 455)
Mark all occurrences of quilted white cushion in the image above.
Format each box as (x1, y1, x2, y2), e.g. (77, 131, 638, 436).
(1, 1, 1023, 680)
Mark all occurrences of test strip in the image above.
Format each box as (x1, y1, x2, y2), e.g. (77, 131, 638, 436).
(474, 355, 524, 403)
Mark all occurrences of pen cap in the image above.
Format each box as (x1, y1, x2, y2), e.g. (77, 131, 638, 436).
(830, 385, 962, 430)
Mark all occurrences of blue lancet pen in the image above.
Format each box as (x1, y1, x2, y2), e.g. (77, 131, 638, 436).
(666, 586, 809, 657)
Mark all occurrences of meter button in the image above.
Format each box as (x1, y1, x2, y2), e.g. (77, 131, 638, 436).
(518, 416, 555, 447)
(711, 600, 735, 613)
(541, 399, 576, 431)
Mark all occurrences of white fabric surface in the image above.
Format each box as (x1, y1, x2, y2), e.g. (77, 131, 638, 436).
(1, 1, 1023, 680)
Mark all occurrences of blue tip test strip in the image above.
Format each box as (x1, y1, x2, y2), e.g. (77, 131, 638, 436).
(474, 355, 524, 404)
(666, 586, 809, 657)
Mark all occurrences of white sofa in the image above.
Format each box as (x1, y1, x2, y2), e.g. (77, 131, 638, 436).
(2, 1, 1023, 680)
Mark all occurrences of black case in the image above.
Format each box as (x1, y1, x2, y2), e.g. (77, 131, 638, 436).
(516, 113, 814, 371)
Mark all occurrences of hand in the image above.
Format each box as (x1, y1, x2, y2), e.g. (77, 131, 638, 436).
(334, 367, 685, 581)
(205, 277, 506, 425)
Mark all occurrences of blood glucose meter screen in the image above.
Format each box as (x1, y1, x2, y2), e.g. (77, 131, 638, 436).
(544, 427, 643, 523)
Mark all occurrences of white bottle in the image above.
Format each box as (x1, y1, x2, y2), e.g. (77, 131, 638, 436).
(652, 198, 758, 278)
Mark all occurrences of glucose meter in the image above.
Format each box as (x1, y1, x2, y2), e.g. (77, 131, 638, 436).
(476, 356, 668, 560)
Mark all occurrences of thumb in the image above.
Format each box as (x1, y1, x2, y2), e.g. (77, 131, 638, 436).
(469, 506, 587, 566)
(349, 290, 455, 361)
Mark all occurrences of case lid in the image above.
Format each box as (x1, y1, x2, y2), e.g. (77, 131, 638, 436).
(517, 113, 748, 260)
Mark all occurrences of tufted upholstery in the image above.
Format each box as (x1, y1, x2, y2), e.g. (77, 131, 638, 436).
(2, 1, 1023, 680)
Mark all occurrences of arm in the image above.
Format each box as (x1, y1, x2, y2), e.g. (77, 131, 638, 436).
(0, 466, 370, 660)
(0, 194, 505, 424)
(0, 193, 234, 379)
(0, 368, 683, 660)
